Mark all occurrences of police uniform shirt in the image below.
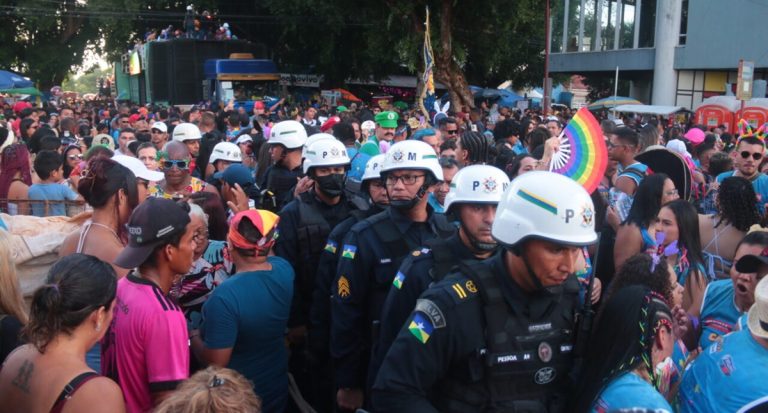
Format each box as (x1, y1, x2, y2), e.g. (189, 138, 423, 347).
(371, 252, 580, 413)
(259, 163, 303, 210)
(308, 206, 383, 360)
(275, 190, 353, 328)
(371, 234, 479, 386)
(331, 206, 454, 389)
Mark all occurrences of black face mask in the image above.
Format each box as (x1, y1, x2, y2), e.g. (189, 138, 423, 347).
(316, 173, 345, 197)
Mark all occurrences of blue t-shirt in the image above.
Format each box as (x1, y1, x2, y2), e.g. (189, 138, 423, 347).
(27, 182, 79, 217)
(699, 279, 744, 350)
(678, 329, 768, 413)
(716, 171, 768, 213)
(201, 256, 294, 413)
(593, 371, 673, 412)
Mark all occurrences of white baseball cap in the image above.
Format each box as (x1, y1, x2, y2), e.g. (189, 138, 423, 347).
(235, 135, 253, 145)
(151, 121, 168, 133)
(112, 155, 164, 181)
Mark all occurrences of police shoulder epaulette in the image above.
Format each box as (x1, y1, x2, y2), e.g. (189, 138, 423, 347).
(440, 275, 479, 305)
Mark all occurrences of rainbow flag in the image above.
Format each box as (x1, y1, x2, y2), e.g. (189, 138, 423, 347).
(549, 107, 608, 194)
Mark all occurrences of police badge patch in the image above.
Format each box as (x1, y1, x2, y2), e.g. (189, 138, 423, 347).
(482, 177, 497, 193)
(534, 367, 556, 385)
(538, 342, 553, 363)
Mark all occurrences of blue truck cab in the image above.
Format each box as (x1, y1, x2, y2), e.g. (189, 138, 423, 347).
(204, 53, 280, 113)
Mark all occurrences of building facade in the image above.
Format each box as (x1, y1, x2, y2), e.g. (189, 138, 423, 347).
(549, 0, 768, 108)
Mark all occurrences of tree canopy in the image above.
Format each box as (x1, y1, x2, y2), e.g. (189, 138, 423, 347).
(4, 0, 548, 106)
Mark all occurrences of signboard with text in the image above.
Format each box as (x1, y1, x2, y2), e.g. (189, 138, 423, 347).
(737, 60, 754, 101)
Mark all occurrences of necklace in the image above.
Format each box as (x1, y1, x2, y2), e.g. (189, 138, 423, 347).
(91, 221, 121, 242)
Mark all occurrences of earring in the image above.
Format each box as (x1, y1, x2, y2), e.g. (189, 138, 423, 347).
(96, 323, 102, 333)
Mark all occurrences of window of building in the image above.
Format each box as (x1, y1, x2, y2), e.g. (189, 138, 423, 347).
(638, 0, 656, 48)
(620, 0, 636, 49)
(583, 0, 598, 51)
(567, 0, 582, 51)
(599, 0, 619, 51)
(551, 0, 565, 53)
(679, 0, 688, 45)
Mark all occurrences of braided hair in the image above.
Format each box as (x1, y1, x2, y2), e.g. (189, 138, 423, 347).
(458, 131, 494, 165)
(572, 285, 674, 412)
(716, 176, 761, 231)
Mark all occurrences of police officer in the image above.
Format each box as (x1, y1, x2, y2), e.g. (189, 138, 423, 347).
(371, 171, 598, 413)
(260, 120, 307, 211)
(274, 135, 356, 408)
(308, 154, 389, 413)
(370, 165, 510, 386)
(331, 140, 455, 411)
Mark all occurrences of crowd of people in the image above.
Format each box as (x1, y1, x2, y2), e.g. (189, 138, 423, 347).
(0, 94, 767, 413)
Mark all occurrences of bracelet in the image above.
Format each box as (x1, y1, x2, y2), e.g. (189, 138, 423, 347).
(688, 314, 700, 331)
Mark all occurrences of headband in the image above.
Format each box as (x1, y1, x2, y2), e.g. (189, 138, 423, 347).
(227, 209, 280, 252)
(736, 119, 767, 146)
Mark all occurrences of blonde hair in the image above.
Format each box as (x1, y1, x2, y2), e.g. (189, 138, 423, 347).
(0, 230, 28, 324)
(153, 367, 261, 413)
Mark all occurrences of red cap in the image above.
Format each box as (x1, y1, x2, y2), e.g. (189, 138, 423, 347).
(321, 116, 341, 133)
(13, 101, 31, 115)
(254, 101, 265, 109)
(128, 114, 141, 123)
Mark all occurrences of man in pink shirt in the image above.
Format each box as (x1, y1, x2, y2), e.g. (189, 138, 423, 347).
(101, 197, 201, 413)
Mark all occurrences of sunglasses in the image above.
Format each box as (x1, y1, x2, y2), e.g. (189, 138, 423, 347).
(741, 151, 763, 161)
(162, 159, 189, 170)
(67, 154, 83, 160)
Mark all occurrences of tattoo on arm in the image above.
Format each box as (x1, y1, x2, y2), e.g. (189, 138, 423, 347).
(11, 360, 34, 394)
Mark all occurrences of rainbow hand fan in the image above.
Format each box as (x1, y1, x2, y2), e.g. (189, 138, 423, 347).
(548, 107, 607, 194)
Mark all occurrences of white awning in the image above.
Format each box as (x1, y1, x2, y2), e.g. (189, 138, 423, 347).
(614, 104, 689, 115)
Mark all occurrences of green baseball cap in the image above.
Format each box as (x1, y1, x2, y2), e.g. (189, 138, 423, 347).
(336, 105, 348, 113)
(375, 111, 399, 128)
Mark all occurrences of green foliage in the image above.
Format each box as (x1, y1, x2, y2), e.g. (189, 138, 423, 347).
(4, 0, 547, 97)
(261, 0, 547, 89)
(62, 66, 113, 95)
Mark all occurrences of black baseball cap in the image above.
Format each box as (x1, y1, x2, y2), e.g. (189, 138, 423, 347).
(114, 197, 191, 269)
(736, 249, 768, 274)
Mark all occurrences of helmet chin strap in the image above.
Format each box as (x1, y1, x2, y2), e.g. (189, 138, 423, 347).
(388, 183, 429, 210)
(508, 244, 545, 291)
(460, 225, 497, 253)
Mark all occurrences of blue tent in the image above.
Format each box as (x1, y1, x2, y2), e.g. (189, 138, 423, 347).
(0, 70, 33, 90)
(497, 89, 523, 108)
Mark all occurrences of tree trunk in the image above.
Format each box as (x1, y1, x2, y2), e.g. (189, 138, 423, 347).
(433, 0, 474, 112)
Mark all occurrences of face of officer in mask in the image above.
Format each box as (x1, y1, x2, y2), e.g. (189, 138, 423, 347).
(312, 165, 346, 198)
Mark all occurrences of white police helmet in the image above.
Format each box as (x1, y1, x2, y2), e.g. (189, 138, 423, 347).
(303, 137, 350, 174)
(269, 120, 307, 149)
(444, 165, 510, 212)
(303, 133, 337, 159)
(361, 154, 386, 182)
(171, 122, 202, 142)
(208, 141, 242, 164)
(380, 140, 443, 181)
(492, 171, 597, 247)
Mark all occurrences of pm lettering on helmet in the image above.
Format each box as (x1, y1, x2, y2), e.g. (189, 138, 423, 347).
(407, 152, 417, 161)
(564, 209, 575, 223)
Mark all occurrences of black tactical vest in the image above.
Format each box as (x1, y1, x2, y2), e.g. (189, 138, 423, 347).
(436, 261, 580, 413)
